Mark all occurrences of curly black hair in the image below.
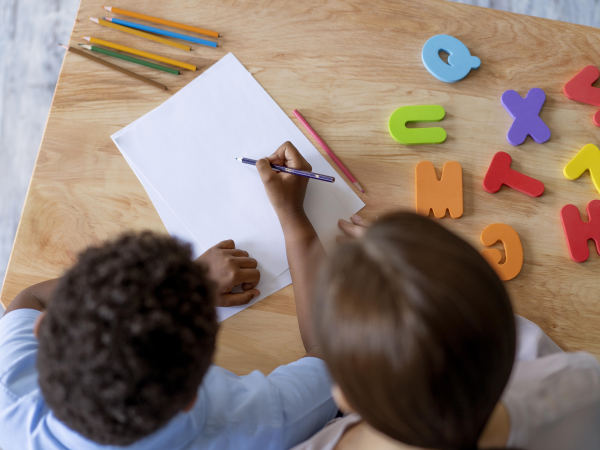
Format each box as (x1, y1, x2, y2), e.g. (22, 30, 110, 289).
(37, 231, 218, 446)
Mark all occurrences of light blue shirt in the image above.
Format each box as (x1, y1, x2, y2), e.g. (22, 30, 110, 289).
(0, 309, 337, 450)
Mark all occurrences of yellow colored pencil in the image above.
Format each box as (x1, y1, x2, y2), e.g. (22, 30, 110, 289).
(82, 37, 196, 71)
(89, 17, 191, 51)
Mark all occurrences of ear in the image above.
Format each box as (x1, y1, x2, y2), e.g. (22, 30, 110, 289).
(331, 384, 355, 414)
(182, 392, 198, 413)
(34, 313, 45, 339)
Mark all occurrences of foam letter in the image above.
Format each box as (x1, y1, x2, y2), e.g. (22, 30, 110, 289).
(560, 200, 600, 263)
(421, 34, 481, 83)
(483, 152, 544, 197)
(389, 105, 446, 145)
(501, 88, 551, 146)
(480, 223, 523, 281)
(564, 65, 600, 127)
(415, 161, 463, 219)
(563, 144, 600, 194)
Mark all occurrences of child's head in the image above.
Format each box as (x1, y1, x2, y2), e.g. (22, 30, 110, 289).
(36, 232, 218, 446)
(315, 212, 516, 449)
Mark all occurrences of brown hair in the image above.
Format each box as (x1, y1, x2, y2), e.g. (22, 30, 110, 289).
(314, 212, 516, 449)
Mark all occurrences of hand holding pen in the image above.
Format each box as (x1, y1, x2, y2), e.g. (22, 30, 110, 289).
(252, 142, 317, 218)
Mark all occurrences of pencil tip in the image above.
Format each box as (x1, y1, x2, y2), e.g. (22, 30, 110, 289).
(89, 17, 99, 23)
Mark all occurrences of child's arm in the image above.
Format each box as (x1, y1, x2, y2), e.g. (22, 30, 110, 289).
(4, 240, 261, 315)
(256, 142, 324, 356)
(4, 278, 60, 315)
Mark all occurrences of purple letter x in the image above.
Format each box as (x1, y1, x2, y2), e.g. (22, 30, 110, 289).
(501, 88, 551, 146)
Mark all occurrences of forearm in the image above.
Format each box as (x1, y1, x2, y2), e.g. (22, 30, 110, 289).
(279, 211, 325, 355)
(4, 278, 61, 315)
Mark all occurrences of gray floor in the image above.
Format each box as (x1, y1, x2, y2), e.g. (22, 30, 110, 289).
(0, 0, 596, 315)
(448, 0, 600, 26)
(0, 0, 80, 314)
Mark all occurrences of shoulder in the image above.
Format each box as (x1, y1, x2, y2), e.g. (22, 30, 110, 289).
(504, 351, 600, 449)
(198, 357, 333, 424)
(0, 309, 43, 399)
(190, 358, 337, 449)
(0, 309, 51, 450)
(290, 414, 362, 450)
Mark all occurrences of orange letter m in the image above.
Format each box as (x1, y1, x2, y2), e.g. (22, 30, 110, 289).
(415, 161, 463, 219)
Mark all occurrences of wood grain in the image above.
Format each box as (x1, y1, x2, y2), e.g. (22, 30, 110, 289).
(3, 0, 600, 375)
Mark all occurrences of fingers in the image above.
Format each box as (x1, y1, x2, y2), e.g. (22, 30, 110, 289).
(351, 214, 373, 228)
(235, 257, 258, 269)
(221, 249, 257, 268)
(225, 249, 249, 258)
(257, 157, 280, 186)
(227, 267, 260, 290)
(216, 239, 235, 250)
(338, 218, 368, 239)
(218, 289, 260, 307)
(269, 141, 311, 171)
(240, 268, 260, 284)
(242, 279, 259, 290)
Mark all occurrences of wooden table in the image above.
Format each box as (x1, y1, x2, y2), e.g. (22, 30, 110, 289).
(3, 0, 600, 373)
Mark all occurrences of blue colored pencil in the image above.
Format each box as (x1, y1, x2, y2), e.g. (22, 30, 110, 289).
(104, 17, 218, 48)
(236, 158, 335, 183)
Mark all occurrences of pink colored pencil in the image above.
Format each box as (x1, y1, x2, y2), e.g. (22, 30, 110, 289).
(293, 110, 364, 193)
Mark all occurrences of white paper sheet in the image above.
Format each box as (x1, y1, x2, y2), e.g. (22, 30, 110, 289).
(112, 53, 364, 321)
(120, 151, 293, 322)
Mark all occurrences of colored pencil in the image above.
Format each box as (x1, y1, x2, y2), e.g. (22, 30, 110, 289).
(102, 6, 218, 38)
(89, 17, 190, 51)
(236, 157, 335, 183)
(79, 44, 179, 75)
(104, 18, 217, 48)
(82, 37, 196, 71)
(58, 44, 167, 90)
(293, 109, 364, 193)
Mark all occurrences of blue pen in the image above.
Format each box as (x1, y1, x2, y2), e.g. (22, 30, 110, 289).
(104, 17, 218, 48)
(236, 158, 335, 183)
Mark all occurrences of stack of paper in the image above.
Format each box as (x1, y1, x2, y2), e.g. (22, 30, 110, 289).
(112, 53, 364, 321)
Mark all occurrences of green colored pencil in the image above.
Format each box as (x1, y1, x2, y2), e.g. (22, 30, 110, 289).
(78, 44, 180, 75)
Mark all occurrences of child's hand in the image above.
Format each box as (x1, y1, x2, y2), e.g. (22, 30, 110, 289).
(337, 214, 373, 243)
(256, 141, 312, 221)
(195, 240, 260, 307)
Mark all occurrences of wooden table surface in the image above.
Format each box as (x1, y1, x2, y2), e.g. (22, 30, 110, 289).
(3, 0, 600, 373)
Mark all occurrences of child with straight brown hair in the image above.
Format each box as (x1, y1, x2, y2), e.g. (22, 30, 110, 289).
(255, 142, 600, 450)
